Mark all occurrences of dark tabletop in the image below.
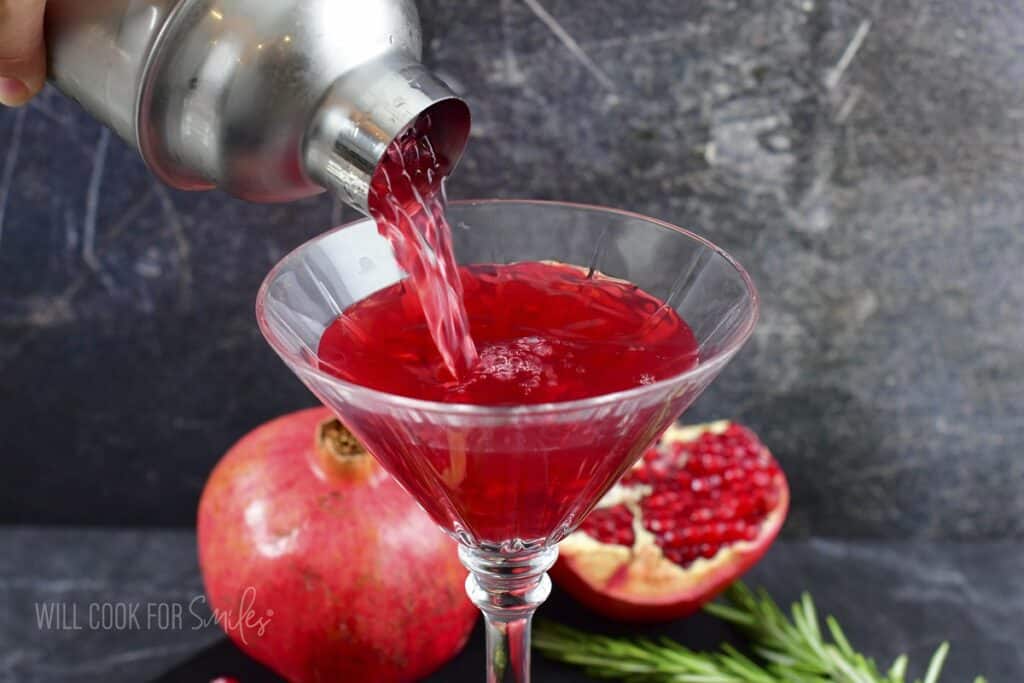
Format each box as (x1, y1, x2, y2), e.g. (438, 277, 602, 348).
(0, 528, 1017, 682)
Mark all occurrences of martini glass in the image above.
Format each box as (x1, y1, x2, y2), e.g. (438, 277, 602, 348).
(256, 200, 758, 682)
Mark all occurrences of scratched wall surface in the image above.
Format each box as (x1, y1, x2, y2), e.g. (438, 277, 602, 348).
(1, 0, 1022, 533)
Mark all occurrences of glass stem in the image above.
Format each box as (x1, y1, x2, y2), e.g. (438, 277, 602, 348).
(459, 545, 559, 683)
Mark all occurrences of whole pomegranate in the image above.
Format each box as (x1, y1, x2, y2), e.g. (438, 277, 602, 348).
(552, 421, 788, 622)
(198, 407, 478, 682)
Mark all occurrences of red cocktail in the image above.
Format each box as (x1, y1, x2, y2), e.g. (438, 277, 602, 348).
(258, 114, 758, 683)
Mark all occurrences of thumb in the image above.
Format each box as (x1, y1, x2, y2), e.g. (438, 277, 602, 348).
(0, 0, 48, 106)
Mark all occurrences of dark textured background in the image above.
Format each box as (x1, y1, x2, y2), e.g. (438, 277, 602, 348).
(1, 0, 1021, 535)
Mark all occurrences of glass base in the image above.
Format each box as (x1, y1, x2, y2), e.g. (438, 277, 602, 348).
(459, 545, 559, 683)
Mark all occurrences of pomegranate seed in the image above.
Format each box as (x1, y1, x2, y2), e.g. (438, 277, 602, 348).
(690, 508, 714, 523)
(665, 549, 686, 565)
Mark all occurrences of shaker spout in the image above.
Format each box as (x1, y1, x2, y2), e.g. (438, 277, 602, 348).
(303, 51, 471, 214)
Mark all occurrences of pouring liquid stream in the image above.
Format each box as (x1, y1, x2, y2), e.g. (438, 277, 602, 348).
(367, 114, 478, 380)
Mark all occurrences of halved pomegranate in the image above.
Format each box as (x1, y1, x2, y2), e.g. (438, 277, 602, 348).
(552, 421, 788, 622)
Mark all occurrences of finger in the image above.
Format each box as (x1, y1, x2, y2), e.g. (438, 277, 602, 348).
(0, 0, 48, 106)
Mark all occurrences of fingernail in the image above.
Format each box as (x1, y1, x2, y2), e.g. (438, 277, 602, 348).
(0, 77, 30, 106)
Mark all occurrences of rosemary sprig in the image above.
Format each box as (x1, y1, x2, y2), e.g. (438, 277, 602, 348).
(533, 582, 987, 683)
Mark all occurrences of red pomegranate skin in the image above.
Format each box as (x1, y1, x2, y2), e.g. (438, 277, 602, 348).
(198, 407, 478, 683)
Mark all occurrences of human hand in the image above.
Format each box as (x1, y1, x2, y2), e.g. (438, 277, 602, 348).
(0, 0, 47, 106)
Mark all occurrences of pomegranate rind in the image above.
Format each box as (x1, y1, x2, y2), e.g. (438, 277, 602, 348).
(552, 421, 789, 622)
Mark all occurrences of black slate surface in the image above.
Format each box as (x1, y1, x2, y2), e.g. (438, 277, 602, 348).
(0, 1, 1022, 535)
(0, 528, 1017, 682)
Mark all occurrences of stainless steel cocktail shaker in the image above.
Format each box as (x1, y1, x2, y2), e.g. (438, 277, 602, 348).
(45, 0, 470, 212)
